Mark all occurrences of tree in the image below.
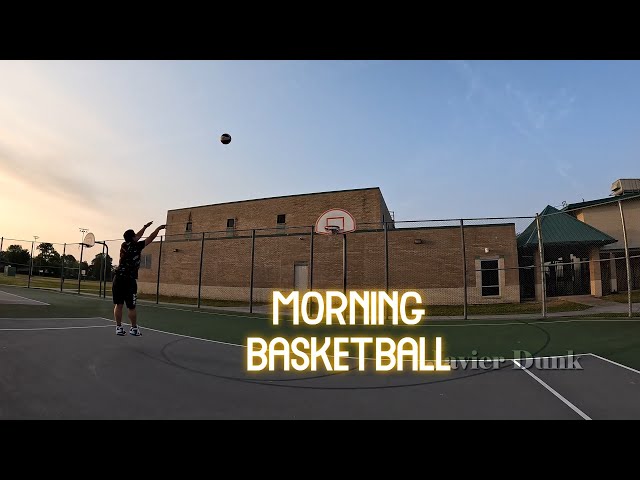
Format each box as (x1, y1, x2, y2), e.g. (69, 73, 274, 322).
(61, 254, 78, 279)
(89, 253, 113, 280)
(38, 243, 60, 265)
(4, 245, 30, 266)
(33, 243, 61, 276)
(61, 254, 77, 264)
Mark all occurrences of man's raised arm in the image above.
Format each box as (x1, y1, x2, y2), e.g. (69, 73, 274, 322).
(144, 224, 166, 247)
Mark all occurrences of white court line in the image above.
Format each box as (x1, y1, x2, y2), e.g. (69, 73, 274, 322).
(587, 353, 640, 375)
(0, 325, 113, 331)
(100, 317, 246, 348)
(99, 317, 589, 364)
(122, 302, 640, 327)
(51, 288, 269, 321)
(513, 359, 591, 420)
(492, 353, 587, 362)
(0, 317, 111, 321)
(0, 289, 49, 305)
(103, 300, 640, 327)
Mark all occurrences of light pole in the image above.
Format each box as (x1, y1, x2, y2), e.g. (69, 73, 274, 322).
(79, 228, 88, 250)
(78, 228, 88, 291)
(31, 236, 39, 278)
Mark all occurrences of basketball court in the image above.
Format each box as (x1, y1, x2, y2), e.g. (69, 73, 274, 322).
(2, 284, 640, 419)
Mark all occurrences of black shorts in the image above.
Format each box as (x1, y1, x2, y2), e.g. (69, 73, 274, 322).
(112, 276, 138, 309)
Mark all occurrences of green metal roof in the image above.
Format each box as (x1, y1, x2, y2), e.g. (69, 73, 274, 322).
(562, 192, 640, 211)
(517, 205, 618, 249)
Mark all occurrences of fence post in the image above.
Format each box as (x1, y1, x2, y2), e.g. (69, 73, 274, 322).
(250, 229, 256, 313)
(535, 214, 547, 318)
(60, 243, 66, 292)
(28, 241, 34, 288)
(99, 243, 105, 297)
(618, 200, 633, 318)
(197, 232, 205, 308)
(309, 226, 314, 291)
(102, 242, 110, 298)
(343, 233, 347, 294)
(384, 221, 389, 293)
(156, 236, 163, 304)
(460, 219, 468, 320)
(77, 243, 84, 294)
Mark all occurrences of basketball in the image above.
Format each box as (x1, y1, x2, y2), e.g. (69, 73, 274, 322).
(220, 133, 232, 145)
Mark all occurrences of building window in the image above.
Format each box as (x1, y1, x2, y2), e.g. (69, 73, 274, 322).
(277, 214, 286, 224)
(185, 221, 192, 232)
(227, 218, 235, 228)
(481, 259, 500, 296)
(140, 254, 152, 269)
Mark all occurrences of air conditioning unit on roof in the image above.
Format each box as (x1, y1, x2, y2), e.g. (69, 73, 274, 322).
(611, 178, 640, 196)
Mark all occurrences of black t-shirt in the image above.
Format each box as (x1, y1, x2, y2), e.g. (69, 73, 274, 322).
(115, 240, 146, 279)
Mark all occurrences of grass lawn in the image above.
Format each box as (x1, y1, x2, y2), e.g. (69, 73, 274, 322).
(0, 273, 102, 294)
(0, 274, 592, 315)
(136, 293, 268, 308)
(604, 290, 640, 303)
(423, 299, 589, 316)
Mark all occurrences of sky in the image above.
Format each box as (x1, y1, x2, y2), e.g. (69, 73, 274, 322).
(1, 60, 640, 248)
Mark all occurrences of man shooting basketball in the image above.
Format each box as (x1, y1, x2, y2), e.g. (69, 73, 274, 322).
(113, 221, 165, 336)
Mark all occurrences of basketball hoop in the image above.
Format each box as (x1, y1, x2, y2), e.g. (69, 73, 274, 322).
(82, 232, 95, 248)
(315, 208, 356, 235)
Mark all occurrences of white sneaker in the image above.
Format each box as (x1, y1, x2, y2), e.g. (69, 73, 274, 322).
(116, 326, 126, 336)
(130, 327, 142, 337)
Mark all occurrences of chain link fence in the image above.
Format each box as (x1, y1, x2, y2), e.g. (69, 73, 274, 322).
(0, 237, 109, 295)
(2, 194, 639, 317)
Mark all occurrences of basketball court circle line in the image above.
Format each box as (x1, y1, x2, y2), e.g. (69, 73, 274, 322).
(5, 319, 634, 411)
(102, 317, 594, 364)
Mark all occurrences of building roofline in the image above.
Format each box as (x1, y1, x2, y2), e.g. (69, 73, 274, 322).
(168, 187, 383, 212)
(563, 192, 640, 211)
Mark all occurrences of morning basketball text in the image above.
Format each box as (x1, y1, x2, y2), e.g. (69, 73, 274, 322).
(245, 290, 451, 373)
(247, 336, 450, 372)
(272, 290, 426, 325)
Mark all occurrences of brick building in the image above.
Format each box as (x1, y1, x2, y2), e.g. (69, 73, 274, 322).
(136, 187, 520, 305)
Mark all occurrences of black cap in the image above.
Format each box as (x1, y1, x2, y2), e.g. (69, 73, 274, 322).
(124, 229, 135, 242)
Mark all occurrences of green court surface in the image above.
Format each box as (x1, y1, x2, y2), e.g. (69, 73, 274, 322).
(3, 284, 640, 371)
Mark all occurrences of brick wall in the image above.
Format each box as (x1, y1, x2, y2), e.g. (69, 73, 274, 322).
(164, 188, 386, 237)
(138, 223, 521, 305)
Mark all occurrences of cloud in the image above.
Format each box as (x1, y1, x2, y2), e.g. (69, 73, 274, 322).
(506, 83, 577, 133)
(0, 139, 105, 211)
(447, 62, 578, 141)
